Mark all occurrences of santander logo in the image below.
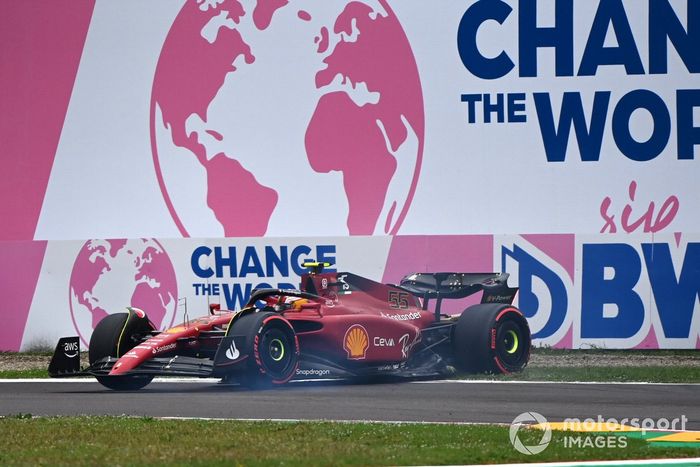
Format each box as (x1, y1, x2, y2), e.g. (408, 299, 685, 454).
(150, 0, 424, 237)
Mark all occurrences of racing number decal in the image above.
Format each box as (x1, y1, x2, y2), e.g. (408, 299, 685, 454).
(388, 291, 410, 309)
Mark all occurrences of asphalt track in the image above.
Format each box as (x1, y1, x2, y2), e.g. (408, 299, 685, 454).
(1, 379, 698, 429)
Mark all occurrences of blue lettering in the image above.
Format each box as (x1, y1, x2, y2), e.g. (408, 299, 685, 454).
(214, 247, 237, 278)
(457, 0, 514, 80)
(461, 94, 482, 123)
(194, 244, 337, 282)
(612, 89, 671, 161)
(316, 245, 337, 272)
(643, 243, 700, 339)
(458, 0, 697, 79)
(677, 89, 700, 160)
(222, 282, 252, 309)
(484, 93, 505, 123)
(461, 93, 528, 124)
(534, 91, 610, 162)
(291, 245, 312, 276)
(578, 0, 644, 76)
(518, 0, 574, 77)
(239, 246, 264, 277)
(265, 246, 289, 277)
(649, 0, 700, 74)
(191, 246, 213, 278)
(581, 244, 644, 339)
(508, 93, 527, 123)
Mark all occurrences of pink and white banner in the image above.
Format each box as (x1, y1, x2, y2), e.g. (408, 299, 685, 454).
(1, 1, 697, 349)
(6, 234, 700, 351)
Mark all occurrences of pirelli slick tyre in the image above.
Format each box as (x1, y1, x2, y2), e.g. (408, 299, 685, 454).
(228, 312, 300, 388)
(453, 304, 531, 374)
(89, 310, 155, 391)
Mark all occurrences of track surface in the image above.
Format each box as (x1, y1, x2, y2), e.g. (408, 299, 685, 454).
(1, 379, 698, 428)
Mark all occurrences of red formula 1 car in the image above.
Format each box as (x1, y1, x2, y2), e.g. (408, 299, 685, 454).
(49, 262, 531, 390)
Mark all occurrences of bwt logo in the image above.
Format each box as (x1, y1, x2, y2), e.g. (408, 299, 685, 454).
(499, 236, 700, 348)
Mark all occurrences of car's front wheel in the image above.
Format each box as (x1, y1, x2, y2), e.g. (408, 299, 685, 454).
(89, 310, 155, 390)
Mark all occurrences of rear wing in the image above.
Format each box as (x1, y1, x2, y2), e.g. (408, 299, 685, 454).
(399, 272, 518, 318)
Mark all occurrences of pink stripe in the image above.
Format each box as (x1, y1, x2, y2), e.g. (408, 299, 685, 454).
(521, 234, 576, 282)
(0, 1, 95, 241)
(552, 325, 573, 349)
(382, 235, 493, 314)
(0, 241, 47, 350)
(634, 324, 660, 349)
(382, 235, 493, 282)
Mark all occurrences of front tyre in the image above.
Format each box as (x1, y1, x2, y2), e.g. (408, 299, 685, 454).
(453, 304, 530, 374)
(89, 310, 155, 390)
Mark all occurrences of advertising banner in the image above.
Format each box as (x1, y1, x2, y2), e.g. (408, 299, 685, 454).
(0, 1, 697, 349)
(1, 0, 697, 241)
(4, 234, 698, 351)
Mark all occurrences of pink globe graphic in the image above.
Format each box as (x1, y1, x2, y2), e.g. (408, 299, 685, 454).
(150, 0, 424, 237)
(69, 239, 178, 346)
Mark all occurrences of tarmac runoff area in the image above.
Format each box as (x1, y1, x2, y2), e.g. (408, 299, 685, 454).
(1, 378, 699, 464)
(0, 378, 698, 430)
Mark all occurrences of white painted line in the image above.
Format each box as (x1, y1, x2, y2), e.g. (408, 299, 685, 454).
(414, 379, 700, 386)
(463, 459, 700, 467)
(155, 416, 508, 426)
(0, 378, 219, 383)
(6, 378, 90, 384)
(1, 378, 699, 387)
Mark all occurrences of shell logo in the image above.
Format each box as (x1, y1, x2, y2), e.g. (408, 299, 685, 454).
(343, 325, 369, 360)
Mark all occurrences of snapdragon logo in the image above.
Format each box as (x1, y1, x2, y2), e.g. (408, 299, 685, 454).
(509, 412, 551, 455)
(296, 368, 331, 377)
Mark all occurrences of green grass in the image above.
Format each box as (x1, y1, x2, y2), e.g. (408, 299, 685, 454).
(1, 348, 698, 382)
(0, 416, 697, 466)
(0, 369, 49, 379)
(0, 350, 52, 356)
(531, 347, 700, 357)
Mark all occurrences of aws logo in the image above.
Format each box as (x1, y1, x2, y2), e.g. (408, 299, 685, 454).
(63, 341, 79, 359)
(344, 325, 369, 360)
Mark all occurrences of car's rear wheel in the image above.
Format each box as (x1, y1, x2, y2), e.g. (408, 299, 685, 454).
(227, 312, 299, 387)
(453, 304, 530, 374)
(89, 310, 154, 390)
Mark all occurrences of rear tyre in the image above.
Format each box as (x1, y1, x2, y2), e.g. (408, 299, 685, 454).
(453, 304, 530, 374)
(89, 310, 155, 390)
(227, 312, 299, 388)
